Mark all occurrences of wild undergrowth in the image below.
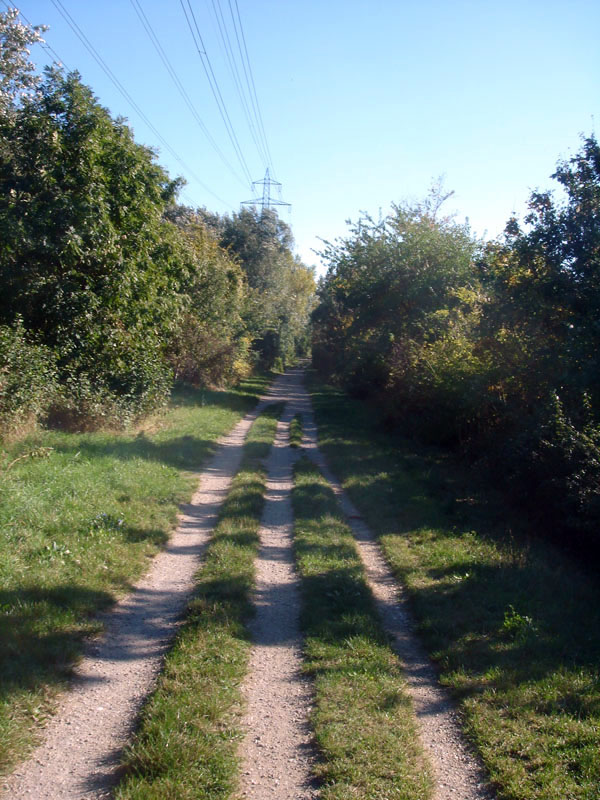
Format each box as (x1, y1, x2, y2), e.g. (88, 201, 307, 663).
(0, 374, 272, 777)
(114, 403, 283, 800)
(308, 373, 600, 800)
(292, 455, 432, 800)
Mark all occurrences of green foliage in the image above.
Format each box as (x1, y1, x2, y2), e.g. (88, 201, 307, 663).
(165, 213, 252, 386)
(0, 7, 46, 113)
(0, 12, 312, 432)
(0, 319, 56, 438)
(477, 135, 600, 551)
(308, 373, 600, 800)
(200, 206, 316, 369)
(313, 183, 480, 409)
(0, 66, 183, 422)
(313, 140, 600, 556)
(500, 606, 538, 642)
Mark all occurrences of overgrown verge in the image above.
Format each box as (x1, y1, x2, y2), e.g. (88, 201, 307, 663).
(312, 138, 600, 560)
(292, 456, 432, 800)
(0, 320, 57, 438)
(308, 374, 600, 800)
(1, 10, 314, 437)
(114, 403, 283, 799)
(0, 374, 272, 778)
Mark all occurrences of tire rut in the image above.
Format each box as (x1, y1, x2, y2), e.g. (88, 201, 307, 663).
(300, 385, 494, 800)
(237, 372, 317, 800)
(3, 367, 494, 800)
(1, 382, 282, 800)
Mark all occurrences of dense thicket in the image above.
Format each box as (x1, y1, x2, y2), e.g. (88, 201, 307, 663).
(190, 206, 315, 369)
(314, 139, 600, 558)
(0, 8, 314, 437)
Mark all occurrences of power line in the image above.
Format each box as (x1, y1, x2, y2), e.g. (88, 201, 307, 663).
(179, 0, 254, 187)
(241, 168, 290, 213)
(49, 0, 231, 208)
(209, 0, 269, 168)
(230, 0, 275, 176)
(129, 0, 247, 189)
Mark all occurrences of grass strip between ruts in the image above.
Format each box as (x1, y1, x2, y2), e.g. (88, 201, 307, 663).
(292, 456, 433, 800)
(307, 373, 600, 800)
(0, 374, 273, 777)
(289, 413, 303, 448)
(114, 403, 284, 800)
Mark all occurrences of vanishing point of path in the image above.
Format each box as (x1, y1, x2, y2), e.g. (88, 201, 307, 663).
(2, 367, 493, 800)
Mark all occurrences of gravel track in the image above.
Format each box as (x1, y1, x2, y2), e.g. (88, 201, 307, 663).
(2, 367, 494, 800)
(237, 370, 318, 800)
(300, 385, 494, 800)
(1, 388, 278, 800)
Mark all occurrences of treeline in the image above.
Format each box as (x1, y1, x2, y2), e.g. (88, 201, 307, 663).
(0, 9, 314, 437)
(313, 138, 600, 559)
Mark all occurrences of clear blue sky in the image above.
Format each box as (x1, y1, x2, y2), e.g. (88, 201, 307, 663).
(14, 0, 600, 273)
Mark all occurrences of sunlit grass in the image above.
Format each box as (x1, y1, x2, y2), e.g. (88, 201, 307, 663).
(0, 375, 272, 776)
(293, 456, 432, 800)
(115, 404, 283, 799)
(308, 372, 600, 800)
(289, 413, 303, 448)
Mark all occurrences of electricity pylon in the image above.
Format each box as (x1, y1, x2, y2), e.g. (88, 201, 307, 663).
(241, 168, 290, 213)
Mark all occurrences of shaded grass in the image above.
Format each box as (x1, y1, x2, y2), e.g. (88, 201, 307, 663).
(0, 374, 273, 776)
(292, 457, 432, 800)
(114, 403, 284, 800)
(308, 372, 600, 800)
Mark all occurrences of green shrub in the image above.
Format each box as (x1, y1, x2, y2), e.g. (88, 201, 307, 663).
(0, 320, 57, 438)
(47, 336, 172, 431)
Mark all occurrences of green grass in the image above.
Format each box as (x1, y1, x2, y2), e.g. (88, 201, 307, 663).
(307, 373, 600, 800)
(289, 413, 303, 448)
(292, 456, 432, 800)
(0, 375, 273, 777)
(114, 403, 283, 800)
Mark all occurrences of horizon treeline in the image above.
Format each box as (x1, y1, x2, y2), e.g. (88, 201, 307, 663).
(313, 136, 600, 559)
(0, 8, 314, 437)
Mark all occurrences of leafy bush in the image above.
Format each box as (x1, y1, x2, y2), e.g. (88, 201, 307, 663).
(167, 313, 249, 388)
(313, 142, 600, 561)
(532, 395, 600, 551)
(47, 334, 172, 431)
(0, 67, 185, 425)
(0, 320, 57, 437)
(164, 218, 253, 387)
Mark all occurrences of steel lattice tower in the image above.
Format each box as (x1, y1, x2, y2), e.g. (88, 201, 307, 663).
(241, 168, 290, 213)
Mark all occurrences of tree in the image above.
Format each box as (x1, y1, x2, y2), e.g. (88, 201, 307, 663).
(478, 135, 600, 418)
(0, 6, 45, 114)
(187, 205, 315, 369)
(165, 211, 251, 385)
(0, 66, 186, 419)
(313, 186, 479, 403)
(475, 136, 600, 548)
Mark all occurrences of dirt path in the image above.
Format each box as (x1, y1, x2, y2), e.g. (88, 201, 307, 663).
(238, 366, 492, 800)
(300, 385, 493, 800)
(3, 367, 493, 800)
(0, 380, 286, 800)
(237, 370, 317, 800)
